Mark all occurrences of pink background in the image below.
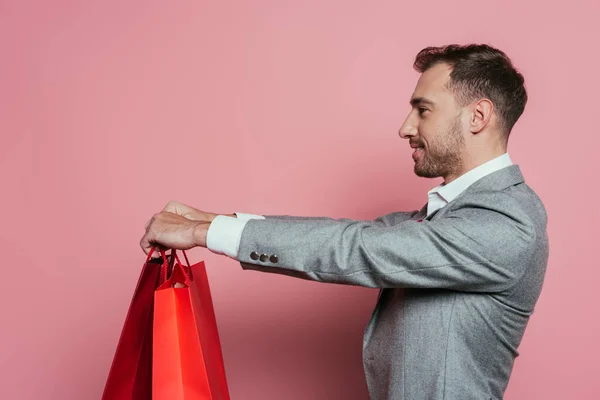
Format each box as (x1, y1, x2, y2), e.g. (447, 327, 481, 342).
(2, 1, 599, 399)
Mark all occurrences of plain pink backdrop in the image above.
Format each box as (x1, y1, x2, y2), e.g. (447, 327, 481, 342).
(2, 1, 599, 399)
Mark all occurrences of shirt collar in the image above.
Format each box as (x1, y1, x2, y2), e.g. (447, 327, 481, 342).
(426, 153, 514, 215)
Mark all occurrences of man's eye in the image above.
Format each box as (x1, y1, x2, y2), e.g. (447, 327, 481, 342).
(418, 108, 428, 116)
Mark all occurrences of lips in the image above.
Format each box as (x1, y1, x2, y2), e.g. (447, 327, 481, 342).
(412, 147, 424, 160)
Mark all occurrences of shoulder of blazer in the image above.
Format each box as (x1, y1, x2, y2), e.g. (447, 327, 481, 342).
(466, 164, 525, 194)
(422, 165, 526, 222)
(446, 165, 526, 207)
(427, 165, 527, 218)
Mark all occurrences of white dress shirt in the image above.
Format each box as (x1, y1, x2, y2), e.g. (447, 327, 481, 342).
(425, 152, 513, 216)
(206, 153, 514, 259)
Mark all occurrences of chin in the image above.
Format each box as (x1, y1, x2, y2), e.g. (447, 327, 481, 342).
(414, 165, 442, 179)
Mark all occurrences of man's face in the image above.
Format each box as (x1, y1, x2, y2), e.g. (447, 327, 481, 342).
(399, 63, 466, 179)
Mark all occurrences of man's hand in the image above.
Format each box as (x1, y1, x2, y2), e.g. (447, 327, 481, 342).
(140, 201, 237, 256)
(140, 209, 210, 256)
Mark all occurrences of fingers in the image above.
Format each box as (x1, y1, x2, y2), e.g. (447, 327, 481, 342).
(140, 227, 155, 255)
(141, 206, 206, 256)
(141, 233, 167, 258)
(141, 213, 160, 257)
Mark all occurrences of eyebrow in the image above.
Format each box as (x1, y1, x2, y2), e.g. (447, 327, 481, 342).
(410, 97, 436, 108)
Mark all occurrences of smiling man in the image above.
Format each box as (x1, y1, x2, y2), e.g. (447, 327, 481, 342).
(141, 44, 549, 400)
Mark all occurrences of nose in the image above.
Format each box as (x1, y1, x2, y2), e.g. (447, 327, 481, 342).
(398, 113, 417, 139)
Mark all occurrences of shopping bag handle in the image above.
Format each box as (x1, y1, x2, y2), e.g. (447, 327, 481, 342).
(146, 246, 168, 263)
(146, 247, 192, 283)
(172, 249, 191, 268)
(145, 247, 190, 266)
(156, 250, 193, 289)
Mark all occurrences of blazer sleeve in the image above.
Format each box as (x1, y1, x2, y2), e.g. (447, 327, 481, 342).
(238, 192, 536, 292)
(264, 210, 421, 227)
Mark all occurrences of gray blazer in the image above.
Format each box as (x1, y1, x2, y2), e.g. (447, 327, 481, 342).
(237, 165, 549, 400)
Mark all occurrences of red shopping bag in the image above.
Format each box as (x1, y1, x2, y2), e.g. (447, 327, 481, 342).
(153, 250, 230, 400)
(102, 248, 169, 400)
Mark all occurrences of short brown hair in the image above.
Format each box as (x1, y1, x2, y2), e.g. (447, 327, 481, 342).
(414, 44, 527, 136)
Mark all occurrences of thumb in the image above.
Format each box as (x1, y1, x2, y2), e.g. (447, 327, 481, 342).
(163, 201, 206, 221)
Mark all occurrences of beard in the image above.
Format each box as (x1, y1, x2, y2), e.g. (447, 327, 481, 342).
(414, 116, 465, 179)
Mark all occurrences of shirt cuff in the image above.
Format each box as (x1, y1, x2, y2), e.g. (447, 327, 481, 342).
(206, 213, 265, 259)
(206, 215, 247, 259)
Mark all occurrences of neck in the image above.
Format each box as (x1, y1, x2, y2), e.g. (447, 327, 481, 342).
(443, 145, 507, 184)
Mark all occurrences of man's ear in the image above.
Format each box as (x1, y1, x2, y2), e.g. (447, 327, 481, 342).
(470, 99, 494, 134)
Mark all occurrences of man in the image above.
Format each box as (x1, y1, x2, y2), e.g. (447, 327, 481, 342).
(140, 44, 549, 399)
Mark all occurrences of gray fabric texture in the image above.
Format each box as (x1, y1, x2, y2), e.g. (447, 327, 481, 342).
(237, 165, 549, 399)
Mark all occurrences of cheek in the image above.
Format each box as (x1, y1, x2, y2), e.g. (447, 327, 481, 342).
(417, 126, 434, 146)
(418, 116, 441, 141)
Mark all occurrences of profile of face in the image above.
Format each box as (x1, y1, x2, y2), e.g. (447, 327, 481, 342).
(399, 63, 466, 180)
